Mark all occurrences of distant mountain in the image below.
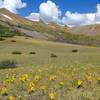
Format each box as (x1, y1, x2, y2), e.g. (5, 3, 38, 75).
(0, 8, 100, 46)
(71, 24, 100, 36)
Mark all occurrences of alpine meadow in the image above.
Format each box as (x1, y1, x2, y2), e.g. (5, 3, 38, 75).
(0, 0, 100, 100)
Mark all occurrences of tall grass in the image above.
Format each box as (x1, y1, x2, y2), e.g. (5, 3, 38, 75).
(0, 25, 24, 37)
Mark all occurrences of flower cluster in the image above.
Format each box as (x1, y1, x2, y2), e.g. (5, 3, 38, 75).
(34, 75, 41, 82)
(85, 72, 93, 83)
(50, 75, 57, 81)
(77, 79, 83, 88)
(49, 92, 55, 100)
(29, 82, 35, 93)
(1, 86, 8, 96)
(0, 67, 99, 99)
(19, 74, 29, 83)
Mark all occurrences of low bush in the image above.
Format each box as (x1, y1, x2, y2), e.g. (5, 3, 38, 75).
(50, 53, 57, 58)
(0, 37, 5, 41)
(25, 37, 29, 39)
(12, 51, 22, 55)
(11, 40, 16, 42)
(72, 49, 78, 53)
(0, 60, 17, 69)
(29, 52, 36, 54)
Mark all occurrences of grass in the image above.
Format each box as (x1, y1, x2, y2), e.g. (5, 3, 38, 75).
(0, 36, 100, 67)
(0, 36, 100, 100)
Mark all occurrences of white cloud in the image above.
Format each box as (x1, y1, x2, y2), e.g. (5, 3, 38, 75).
(62, 12, 95, 27)
(26, 13, 40, 21)
(0, 0, 3, 6)
(95, 4, 100, 24)
(39, 0, 61, 23)
(62, 4, 100, 27)
(95, 13, 100, 24)
(26, 1, 100, 27)
(96, 4, 100, 13)
(26, 0, 61, 23)
(0, 0, 27, 13)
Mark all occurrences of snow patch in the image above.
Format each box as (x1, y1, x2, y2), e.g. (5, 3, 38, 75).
(0, 13, 13, 20)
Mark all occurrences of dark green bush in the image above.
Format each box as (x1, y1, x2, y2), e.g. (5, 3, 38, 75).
(50, 53, 57, 58)
(72, 49, 78, 53)
(11, 40, 16, 42)
(29, 52, 36, 54)
(12, 51, 22, 55)
(0, 37, 5, 41)
(0, 60, 17, 69)
(25, 37, 29, 39)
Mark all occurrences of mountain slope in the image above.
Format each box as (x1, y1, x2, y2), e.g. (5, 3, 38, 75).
(71, 24, 100, 36)
(0, 8, 70, 40)
(0, 8, 100, 46)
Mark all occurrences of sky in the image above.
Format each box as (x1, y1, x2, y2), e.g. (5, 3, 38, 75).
(0, 0, 100, 27)
(18, 0, 100, 16)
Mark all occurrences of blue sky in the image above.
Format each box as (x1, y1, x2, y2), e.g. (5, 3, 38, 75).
(18, 0, 100, 16)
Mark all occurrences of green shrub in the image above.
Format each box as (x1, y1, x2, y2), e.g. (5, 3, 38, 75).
(50, 53, 57, 58)
(25, 37, 29, 39)
(0, 60, 17, 69)
(11, 40, 16, 42)
(12, 51, 22, 55)
(0, 37, 5, 41)
(72, 49, 78, 53)
(29, 52, 36, 54)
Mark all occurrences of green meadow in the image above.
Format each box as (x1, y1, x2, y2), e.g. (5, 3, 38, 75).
(0, 36, 100, 67)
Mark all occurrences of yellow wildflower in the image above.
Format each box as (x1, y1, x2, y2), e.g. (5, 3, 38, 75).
(9, 96, 14, 100)
(29, 82, 35, 87)
(18, 95, 21, 100)
(49, 92, 55, 100)
(30, 86, 35, 92)
(19, 74, 28, 83)
(40, 85, 46, 92)
(96, 77, 100, 81)
(50, 75, 57, 81)
(34, 75, 41, 82)
(77, 79, 83, 88)
(10, 74, 16, 83)
(10, 78, 15, 83)
(5, 74, 9, 83)
(97, 77, 100, 84)
(85, 75, 92, 83)
(5, 74, 9, 79)
(59, 82, 64, 88)
(29, 82, 35, 93)
(85, 72, 94, 83)
(1, 86, 8, 96)
(2, 80, 7, 87)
